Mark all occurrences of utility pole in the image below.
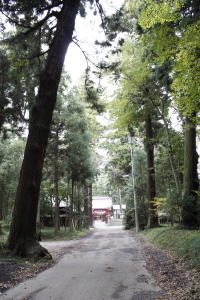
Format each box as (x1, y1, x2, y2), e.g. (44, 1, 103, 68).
(128, 136, 139, 233)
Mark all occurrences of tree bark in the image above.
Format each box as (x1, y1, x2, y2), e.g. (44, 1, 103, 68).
(54, 127, 60, 234)
(77, 184, 82, 230)
(182, 116, 199, 228)
(7, 0, 80, 258)
(145, 115, 159, 228)
(84, 184, 90, 228)
(36, 196, 41, 241)
(88, 183, 93, 227)
(69, 179, 74, 231)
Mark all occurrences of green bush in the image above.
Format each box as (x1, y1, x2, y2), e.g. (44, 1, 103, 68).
(125, 208, 135, 230)
(125, 207, 148, 230)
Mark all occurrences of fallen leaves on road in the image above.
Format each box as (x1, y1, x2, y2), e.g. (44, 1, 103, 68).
(137, 236, 200, 300)
(0, 259, 53, 293)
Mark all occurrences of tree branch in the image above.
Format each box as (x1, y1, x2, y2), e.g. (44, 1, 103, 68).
(72, 38, 100, 69)
(0, 11, 59, 44)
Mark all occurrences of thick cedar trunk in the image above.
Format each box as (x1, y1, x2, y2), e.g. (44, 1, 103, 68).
(182, 116, 199, 228)
(8, 0, 80, 258)
(36, 197, 41, 241)
(54, 127, 60, 234)
(145, 115, 158, 228)
(83, 184, 90, 229)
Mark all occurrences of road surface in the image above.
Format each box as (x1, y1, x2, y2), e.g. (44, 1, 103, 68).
(0, 222, 162, 300)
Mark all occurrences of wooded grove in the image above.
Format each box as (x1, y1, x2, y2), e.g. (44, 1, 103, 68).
(0, 0, 199, 260)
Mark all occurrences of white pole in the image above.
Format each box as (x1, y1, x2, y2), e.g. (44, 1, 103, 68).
(129, 136, 139, 233)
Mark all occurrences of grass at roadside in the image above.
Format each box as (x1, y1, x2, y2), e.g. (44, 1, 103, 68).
(41, 227, 89, 241)
(140, 226, 200, 269)
(0, 227, 89, 243)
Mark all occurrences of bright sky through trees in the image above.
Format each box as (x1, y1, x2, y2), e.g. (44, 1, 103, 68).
(65, 0, 124, 83)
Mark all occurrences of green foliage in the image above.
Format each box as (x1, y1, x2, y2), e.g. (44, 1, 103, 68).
(154, 194, 181, 223)
(124, 208, 135, 230)
(138, 0, 185, 29)
(40, 75, 98, 228)
(0, 138, 25, 222)
(84, 76, 105, 113)
(142, 226, 200, 269)
(64, 93, 95, 183)
(155, 129, 184, 194)
(118, 0, 200, 230)
(171, 20, 200, 119)
(136, 0, 200, 120)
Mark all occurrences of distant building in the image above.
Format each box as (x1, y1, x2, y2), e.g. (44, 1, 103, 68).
(43, 200, 70, 227)
(112, 204, 126, 220)
(92, 196, 112, 209)
(92, 196, 112, 222)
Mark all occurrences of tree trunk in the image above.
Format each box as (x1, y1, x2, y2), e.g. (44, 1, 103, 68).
(69, 179, 75, 231)
(7, 0, 80, 259)
(182, 116, 199, 228)
(54, 127, 60, 234)
(84, 184, 90, 228)
(36, 197, 41, 241)
(129, 136, 139, 233)
(65, 179, 70, 229)
(145, 115, 158, 228)
(77, 184, 82, 230)
(88, 183, 93, 227)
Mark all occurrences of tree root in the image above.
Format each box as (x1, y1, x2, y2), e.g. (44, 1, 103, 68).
(11, 240, 52, 261)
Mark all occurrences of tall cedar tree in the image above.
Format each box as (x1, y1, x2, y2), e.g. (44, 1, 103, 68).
(137, 0, 200, 228)
(181, 2, 199, 228)
(6, 0, 81, 258)
(145, 115, 158, 228)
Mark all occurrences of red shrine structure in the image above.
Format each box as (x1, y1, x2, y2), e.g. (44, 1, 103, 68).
(92, 196, 112, 223)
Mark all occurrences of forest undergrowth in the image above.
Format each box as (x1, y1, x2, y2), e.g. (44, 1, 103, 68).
(138, 226, 200, 300)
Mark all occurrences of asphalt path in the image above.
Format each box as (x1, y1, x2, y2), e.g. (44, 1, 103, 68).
(0, 222, 162, 300)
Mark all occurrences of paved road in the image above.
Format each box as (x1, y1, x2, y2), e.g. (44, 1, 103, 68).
(1, 223, 162, 300)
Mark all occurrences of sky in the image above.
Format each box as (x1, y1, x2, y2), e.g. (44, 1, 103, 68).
(64, 0, 125, 83)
